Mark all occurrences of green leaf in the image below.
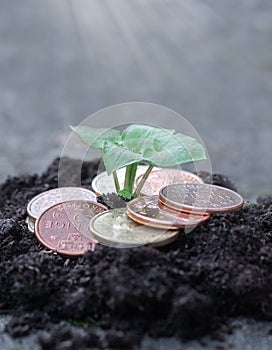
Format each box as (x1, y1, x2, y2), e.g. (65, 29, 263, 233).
(142, 132, 206, 167)
(120, 124, 206, 168)
(175, 134, 207, 162)
(70, 125, 121, 149)
(121, 124, 174, 154)
(71, 123, 206, 174)
(102, 141, 143, 174)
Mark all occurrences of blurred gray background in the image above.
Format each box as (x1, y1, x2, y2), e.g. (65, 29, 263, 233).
(1, 0, 272, 200)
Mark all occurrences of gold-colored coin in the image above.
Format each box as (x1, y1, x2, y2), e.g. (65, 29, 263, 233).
(91, 165, 160, 196)
(89, 208, 179, 248)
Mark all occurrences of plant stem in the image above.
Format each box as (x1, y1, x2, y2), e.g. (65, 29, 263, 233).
(124, 162, 138, 197)
(113, 171, 120, 193)
(133, 164, 154, 197)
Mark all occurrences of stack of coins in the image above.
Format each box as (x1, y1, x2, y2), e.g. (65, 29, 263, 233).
(120, 183, 244, 245)
(127, 196, 210, 229)
(122, 169, 209, 241)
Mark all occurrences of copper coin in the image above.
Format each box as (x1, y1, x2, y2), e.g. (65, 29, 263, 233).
(157, 198, 205, 216)
(127, 196, 210, 229)
(135, 168, 204, 196)
(35, 200, 107, 256)
(27, 187, 97, 221)
(159, 184, 244, 214)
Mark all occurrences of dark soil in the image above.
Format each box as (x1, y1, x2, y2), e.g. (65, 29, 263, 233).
(0, 158, 272, 349)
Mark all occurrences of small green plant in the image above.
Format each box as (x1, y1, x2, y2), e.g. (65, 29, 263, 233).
(70, 124, 206, 200)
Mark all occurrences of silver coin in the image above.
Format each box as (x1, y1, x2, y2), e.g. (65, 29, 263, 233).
(89, 208, 179, 248)
(91, 165, 160, 195)
(27, 187, 97, 220)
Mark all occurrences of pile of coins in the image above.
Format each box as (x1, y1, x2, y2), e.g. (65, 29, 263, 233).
(26, 167, 244, 255)
(124, 182, 244, 232)
(26, 187, 106, 256)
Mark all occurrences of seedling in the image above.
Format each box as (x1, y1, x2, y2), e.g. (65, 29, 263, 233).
(70, 124, 206, 200)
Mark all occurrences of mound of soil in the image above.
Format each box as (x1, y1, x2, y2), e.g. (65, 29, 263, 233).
(0, 158, 271, 349)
